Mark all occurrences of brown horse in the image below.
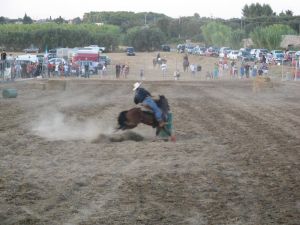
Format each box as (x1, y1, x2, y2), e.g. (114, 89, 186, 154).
(116, 95, 172, 137)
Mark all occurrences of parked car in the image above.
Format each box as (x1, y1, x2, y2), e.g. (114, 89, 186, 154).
(23, 47, 39, 53)
(99, 55, 111, 65)
(228, 50, 239, 60)
(48, 58, 67, 65)
(237, 51, 255, 61)
(177, 44, 185, 53)
(192, 46, 206, 55)
(239, 47, 251, 53)
(45, 53, 57, 61)
(219, 47, 231, 58)
(250, 49, 258, 57)
(255, 49, 269, 60)
(205, 47, 219, 57)
(161, 45, 171, 52)
(77, 60, 99, 75)
(270, 50, 286, 64)
(185, 44, 196, 54)
(126, 47, 135, 56)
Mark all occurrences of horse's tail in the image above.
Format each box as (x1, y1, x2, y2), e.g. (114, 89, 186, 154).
(117, 110, 128, 130)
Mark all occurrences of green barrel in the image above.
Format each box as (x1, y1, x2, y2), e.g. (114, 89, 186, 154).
(2, 88, 18, 98)
(158, 112, 173, 138)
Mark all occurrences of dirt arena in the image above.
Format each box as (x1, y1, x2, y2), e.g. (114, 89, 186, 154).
(0, 53, 300, 225)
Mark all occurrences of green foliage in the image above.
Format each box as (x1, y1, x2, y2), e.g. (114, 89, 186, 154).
(250, 24, 296, 49)
(23, 13, 33, 24)
(279, 10, 293, 17)
(0, 17, 6, 24)
(125, 27, 166, 51)
(53, 16, 66, 24)
(0, 11, 299, 51)
(83, 11, 168, 32)
(230, 29, 246, 49)
(201, 22, 232, 46)
(0, 23, 121, 51)
(242, 3, 275, 18)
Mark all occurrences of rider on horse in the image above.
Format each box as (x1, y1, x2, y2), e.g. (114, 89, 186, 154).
(133, 82, 166, 128)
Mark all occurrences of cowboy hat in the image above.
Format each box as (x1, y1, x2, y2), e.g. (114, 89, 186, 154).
(132, 82, 141, 91)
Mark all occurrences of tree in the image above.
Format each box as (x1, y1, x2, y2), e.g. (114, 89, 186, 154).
(125, 27, 165, 51)
(279, 10, 293, 17)
(0, 17, 6, 24)
(242, 3, 274, 18)
(23, 13, 33, 24)
(201, 21, 232, 46)
(54, 16, 65, 24)
(250, 24, 296, 49)
(72, 17, 82, 24)
(229, 29, 245, 49)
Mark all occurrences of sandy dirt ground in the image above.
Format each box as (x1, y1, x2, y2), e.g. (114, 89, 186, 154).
(0, 53, 300, 225)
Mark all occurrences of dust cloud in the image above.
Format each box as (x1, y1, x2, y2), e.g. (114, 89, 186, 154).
(32, 110, 113, 141)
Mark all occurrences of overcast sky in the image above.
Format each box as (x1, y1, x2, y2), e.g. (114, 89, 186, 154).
(1, 0, 299, 20)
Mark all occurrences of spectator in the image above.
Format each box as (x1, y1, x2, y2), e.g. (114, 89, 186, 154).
(245, 63, 250, 78)
(84, 61, 89, 78)
(161, 62, 167, 77)
(139, 68, 144, 80)
(240, 63, 245, 78)
(115, 64, 121, 79)
(251, 62, 258, 77)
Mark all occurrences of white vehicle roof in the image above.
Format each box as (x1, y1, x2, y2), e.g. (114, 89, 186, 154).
(15, 54, 38, 63)
(76, 48, 99, 54)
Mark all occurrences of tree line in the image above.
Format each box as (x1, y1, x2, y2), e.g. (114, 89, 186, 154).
(0, 3, 299, 51)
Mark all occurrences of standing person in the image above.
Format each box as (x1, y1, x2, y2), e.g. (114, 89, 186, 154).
(213, 63, 219, 79)
(261, 54, 266, 63)
(190, 64, 196, 77)
(84, 61, 89, 78)
(102, 64, 107, 77)
(139, 69, 144, 80)
(251, 62, 258, 77)
(55, 63, 59, 77)
(133, 82, 166, 128)
(240, 63, 245, 79)
(1, 49, 7, 61)
(0, 49, 7, 77)
(245, 63, 250, 78)
(15, 63, 21, 79)
(230, 60, 235, 77)
(161, 62, 167, 77)
(115, 64, 121, 79)
(157, 52, 161, 60)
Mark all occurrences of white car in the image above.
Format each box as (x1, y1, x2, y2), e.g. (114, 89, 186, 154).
(219, 47, 231, 58)
(48, 58, 67, 65)
(228, 50, 239, 60)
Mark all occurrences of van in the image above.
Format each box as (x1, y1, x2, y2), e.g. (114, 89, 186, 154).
(126, 47, 135, 56)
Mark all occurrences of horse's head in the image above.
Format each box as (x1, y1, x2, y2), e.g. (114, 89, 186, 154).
(116, 109, 140, 130)
(116, 110, 128, 130)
